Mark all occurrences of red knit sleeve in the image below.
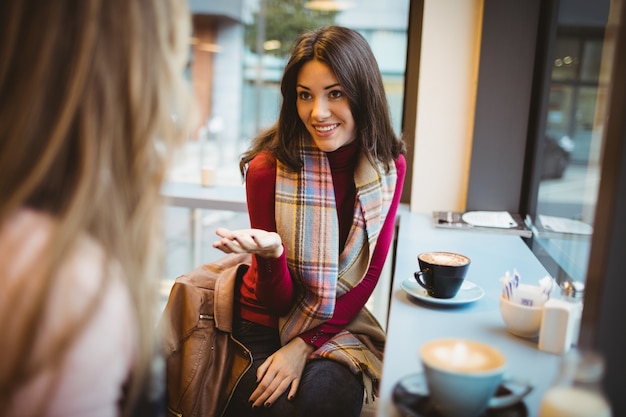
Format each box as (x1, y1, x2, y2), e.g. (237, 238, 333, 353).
(300, 155, 407, 347)
(243, 152, 293, 315)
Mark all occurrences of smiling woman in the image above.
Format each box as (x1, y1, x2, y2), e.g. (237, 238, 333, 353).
(296, 60, 357, 152)
(208, 25, 407, 417)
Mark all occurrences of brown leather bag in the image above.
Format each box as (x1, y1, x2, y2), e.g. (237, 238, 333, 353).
(159, 253, 253, 417)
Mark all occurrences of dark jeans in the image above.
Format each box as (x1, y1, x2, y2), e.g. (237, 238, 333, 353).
(224, 319, 364, 417)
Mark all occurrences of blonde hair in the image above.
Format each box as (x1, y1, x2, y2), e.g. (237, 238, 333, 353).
(0, 0, 192, 414)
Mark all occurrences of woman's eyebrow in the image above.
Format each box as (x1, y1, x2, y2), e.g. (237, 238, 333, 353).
(296, 83, 342, 90)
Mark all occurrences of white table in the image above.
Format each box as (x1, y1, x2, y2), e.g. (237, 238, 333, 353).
(377, 212, 561, 416)
(161, 181, 247, 212)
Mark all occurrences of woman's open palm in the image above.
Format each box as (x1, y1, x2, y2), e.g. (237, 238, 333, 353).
(212, 227, 284, 259)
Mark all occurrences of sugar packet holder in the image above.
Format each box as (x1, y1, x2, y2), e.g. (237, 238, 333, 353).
(500, 269, 555, 307)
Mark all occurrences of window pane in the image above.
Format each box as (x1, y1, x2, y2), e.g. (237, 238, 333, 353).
(581, 39, 603, 81)
(546, 85, 573, 137)
(530, 1, 610, 286)
(170, 0, 410, 187)
(552, 38, 580, 81)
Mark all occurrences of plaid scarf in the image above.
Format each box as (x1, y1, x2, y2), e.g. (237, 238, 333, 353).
(275, 138, 397, 400)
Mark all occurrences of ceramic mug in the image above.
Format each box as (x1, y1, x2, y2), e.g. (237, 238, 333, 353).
(414, 251, 470, 298)
(420, 338, 532, 417)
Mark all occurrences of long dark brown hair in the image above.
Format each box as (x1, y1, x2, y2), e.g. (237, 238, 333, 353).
(240, 25, 406, 175)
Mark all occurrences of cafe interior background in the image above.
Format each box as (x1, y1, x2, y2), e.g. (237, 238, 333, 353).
(163, 0, 625, 414)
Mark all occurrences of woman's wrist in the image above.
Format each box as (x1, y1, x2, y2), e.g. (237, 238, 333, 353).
(269, 243, 284, 259)
(294, 335, 317, 354)
(255, 243, 283, 259)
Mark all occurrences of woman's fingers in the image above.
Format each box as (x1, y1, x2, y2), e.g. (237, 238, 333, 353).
(287, 377, 300, 401)
(249, 361, 276, 407)
(249, 367, 294, 408)
(256, 355, 271, 382)
(265, 377, 296, 407)
(212, 238, 242, 253)
(248, 338, 313, 407)
(214, 227, 232, 238)
(212, 229, 283, 258)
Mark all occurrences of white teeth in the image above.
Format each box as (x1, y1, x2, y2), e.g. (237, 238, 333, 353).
(315, 124, 338, 132)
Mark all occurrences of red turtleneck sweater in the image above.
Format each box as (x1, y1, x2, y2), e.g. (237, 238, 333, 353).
(238, 141, 406, 347)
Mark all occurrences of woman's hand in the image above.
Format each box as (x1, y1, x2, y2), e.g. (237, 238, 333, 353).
(249, 337, 315, 408)
(212, 228, 284, 259)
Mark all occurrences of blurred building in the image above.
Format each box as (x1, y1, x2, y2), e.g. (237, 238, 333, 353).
(186, 0, 409, 154)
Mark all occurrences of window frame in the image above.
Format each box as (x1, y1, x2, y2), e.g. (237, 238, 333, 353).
(424, 0, 625, 411)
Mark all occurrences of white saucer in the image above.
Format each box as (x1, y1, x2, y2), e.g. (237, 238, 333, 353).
(401, 279, 485, 305)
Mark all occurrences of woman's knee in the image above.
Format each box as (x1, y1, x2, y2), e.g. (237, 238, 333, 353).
(296, 359, 364, 417)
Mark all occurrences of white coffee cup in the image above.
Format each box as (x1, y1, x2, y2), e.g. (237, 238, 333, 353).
(201, 166, 216, 187)
(420, 339, 532, 417)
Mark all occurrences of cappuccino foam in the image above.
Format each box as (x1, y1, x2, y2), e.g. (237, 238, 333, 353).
(419, 252, 469, 267)
(421, 340, 504, 372)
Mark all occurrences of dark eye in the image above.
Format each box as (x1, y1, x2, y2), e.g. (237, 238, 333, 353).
(298, 91, 312, 100)
(329, 89, 343, 99)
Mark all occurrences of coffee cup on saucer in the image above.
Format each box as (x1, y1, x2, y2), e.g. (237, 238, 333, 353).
(419, 338, 532, 417)
(414, 252, 470, 299)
